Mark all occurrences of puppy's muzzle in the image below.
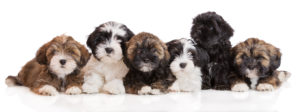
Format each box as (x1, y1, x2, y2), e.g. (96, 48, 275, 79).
(105, 47, 114, 54)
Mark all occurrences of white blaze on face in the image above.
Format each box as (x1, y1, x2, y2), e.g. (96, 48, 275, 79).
(95, 22, 126, 63)
(246, 69, 259, 89)
(49, 53, 77, 79)
(170, 39, 196, 76)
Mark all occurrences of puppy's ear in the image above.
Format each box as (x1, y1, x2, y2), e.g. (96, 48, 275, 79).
(86, 28, 100, 52)
(123, 25, 134, 41)
(216, 17, 234, 38)
(36, 41, 51, 65)
(195, 46, 210, 67)
(79, 44, 91, 67)
(269, 49, 281, 71)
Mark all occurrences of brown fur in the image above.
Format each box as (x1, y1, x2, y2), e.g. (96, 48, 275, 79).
(230, 38, 288, 91)
(5, 35, 90, 95)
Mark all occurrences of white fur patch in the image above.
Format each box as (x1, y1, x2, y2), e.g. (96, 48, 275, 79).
(49, 53, 77, 79)
(169, 81, 180, 92)
(100, 21, 126, 37)
(250, 77, 259, 89)
(5, 78, 16, 87)
(139, 63, 154, 72)
(82, 71, 104, 94)
(169, 39, 202, 92)
(103, 79, 125, 94)
(246, 69, 258, 79)
(231, 83, 249, 92)
(38, 85, 58, 96)
(150, 89, 161, 95)
(65, 86, 82, 95)
(138, 86, 152, 95)
(277, 71, 291, 82)
(257, 83, 274, 91)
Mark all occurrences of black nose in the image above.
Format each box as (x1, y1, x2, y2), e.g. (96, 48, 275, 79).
(105, 47, 113, 54)
(143, 58, 150, 63)
(60, 59, 66, 65)
(180, 63, 187, 68)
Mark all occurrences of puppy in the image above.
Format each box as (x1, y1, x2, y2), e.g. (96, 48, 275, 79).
(167, 38, 209, 92)
(230, 38, 291, 92)
(190, 11, 234, 90)
(82, 21, 134, 94)
(123, 32, 175, 95)
(5, 35, 90, 95)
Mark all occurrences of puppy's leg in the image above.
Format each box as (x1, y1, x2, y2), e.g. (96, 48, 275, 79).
(228, 72, 249, 92)
(274, 70, 291, 82)
(65, 73, 84, 95)
(168, 81, 180, 92)
(32, 85, 59, 96)
(103, 79, 126, 94)
(31, 74, 60, 96)
(256, 75, 279, 91)
(82, 72, 104, 94)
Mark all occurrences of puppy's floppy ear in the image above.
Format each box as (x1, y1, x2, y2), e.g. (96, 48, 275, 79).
(123, 25, 135, 41)
(86, 27, 100, 52)
(269, 48, 281, 71)
(215, 16, 234, 38)
(195, 46, 210, 67)
(78, 44, 91, 67)
(36, 41, 51, 65)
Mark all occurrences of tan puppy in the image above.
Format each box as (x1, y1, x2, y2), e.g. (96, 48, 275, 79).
(5, 35, 90, 95)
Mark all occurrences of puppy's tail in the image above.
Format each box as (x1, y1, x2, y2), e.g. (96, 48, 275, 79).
(274, 70, 291, 83)
(5, 76, 22, 87)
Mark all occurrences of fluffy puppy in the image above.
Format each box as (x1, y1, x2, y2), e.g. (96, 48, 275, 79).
(5, 35, 90, 95)
(190, 11, 234, 90)
(82, 21, 134, 94)
(123, 32, 175, 95)
(230, 38, 291, 92)
(167, 38, 209, 92)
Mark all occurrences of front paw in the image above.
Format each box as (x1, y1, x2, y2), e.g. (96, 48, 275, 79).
(82, 83, 101, 94)
(103, 80, 125, 94)
(38, 85, 59, 96)
(231, 83, 249, 92)
(66, 86, 82, 95)
(256, 83, 274, 91)
(138, 86, 152, 95)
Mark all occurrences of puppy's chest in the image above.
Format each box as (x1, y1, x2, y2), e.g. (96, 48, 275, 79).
(98, 61, 129, 80)
(175, 68, 202, 88)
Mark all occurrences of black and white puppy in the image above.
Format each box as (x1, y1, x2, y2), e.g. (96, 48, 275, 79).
(191, 11, 234, 90)
(82, 21, 134, 94)
(167, 38, 209, 92)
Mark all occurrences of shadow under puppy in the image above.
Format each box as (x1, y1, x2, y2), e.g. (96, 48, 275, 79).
(5, 35, 90, 95)
(230, 38, 291, 92)
(167, 38, 209, 92)
(82, 21, 134, 94)
(123, 32, 175, 95)
(190, 11, 234, 90)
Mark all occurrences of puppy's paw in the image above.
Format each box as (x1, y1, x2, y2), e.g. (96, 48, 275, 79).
(138, 86, 152, 95)
(103, 80, 125, 94)
(231, 83, 249, 92)
(82, 83, 101, 94)
(38, 85, 58, 96)
(168, 82, 180, 92)
(66, 86, 82, 95)
(256, 83, 274, 91)
(151, 89, 161, 95)
(277, 71, 291, 82)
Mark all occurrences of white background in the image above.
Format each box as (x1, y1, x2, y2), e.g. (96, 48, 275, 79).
(0, 0, 299, 112)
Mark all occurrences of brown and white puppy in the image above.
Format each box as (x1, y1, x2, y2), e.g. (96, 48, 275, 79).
(230, 38, 291, 92)
(5, 35, 90, 95)
(123, 32, 176, 95)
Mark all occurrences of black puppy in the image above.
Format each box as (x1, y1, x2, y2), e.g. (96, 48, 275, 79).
(191, 11, 234, 90)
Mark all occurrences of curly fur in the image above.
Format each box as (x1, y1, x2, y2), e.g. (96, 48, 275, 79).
(229, 38, 291, 91)
(123, 32, 176, 94)
(190, 11, 234, 90)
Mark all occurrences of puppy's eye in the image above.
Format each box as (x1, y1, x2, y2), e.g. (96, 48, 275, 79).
(187, 51, 193, 56)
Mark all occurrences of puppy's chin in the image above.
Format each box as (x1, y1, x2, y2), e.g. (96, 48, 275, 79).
(138, 63, 154, 72)
(49, 54, 77, 79)
(245, 69, 259, 79)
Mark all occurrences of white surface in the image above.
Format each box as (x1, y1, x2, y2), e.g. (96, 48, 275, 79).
(0, 0, 299, 112)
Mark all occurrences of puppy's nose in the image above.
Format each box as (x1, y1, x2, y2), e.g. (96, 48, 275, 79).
(105, 47, 113, 54)
(60, 59, 66, 65)
(179, 63, 187, 68)
(143, 58, 150, 63)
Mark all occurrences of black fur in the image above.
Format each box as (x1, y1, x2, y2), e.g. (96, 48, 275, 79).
(86, 21, 134, 59)
(191, 11, 234, 90)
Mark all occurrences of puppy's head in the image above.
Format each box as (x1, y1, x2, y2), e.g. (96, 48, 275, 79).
(87, 21, 134, 63)
(167, 38, 209, 74)
(232, 38, 281, 78)
(126, 32, 169, 72)
(191, 11, 234, 48)
(36, 35, 90, 77)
